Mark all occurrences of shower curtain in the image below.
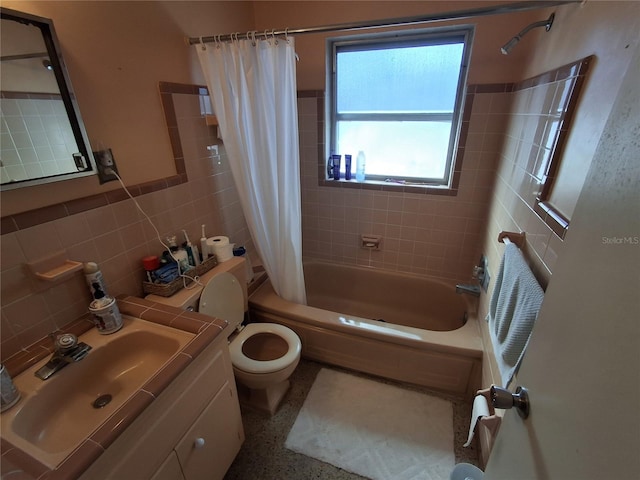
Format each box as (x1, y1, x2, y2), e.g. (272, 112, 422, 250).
(196, 36, 306, 304)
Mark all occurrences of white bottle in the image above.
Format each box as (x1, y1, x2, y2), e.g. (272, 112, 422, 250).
(200, 224, 209, 261)
(356, 150, 366, 182)
(84, 262, 107, 299)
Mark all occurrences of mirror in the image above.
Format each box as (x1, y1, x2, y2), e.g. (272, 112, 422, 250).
(0, 7, 95, 190)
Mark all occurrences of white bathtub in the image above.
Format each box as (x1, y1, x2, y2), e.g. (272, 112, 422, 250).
(249, 261, 483, 396)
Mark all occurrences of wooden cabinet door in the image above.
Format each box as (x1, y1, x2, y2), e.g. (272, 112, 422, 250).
(151, 451, 185, 480)
(175, 382, 244, 480)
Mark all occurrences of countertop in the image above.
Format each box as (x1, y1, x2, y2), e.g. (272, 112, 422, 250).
(0, 296, 228, 480)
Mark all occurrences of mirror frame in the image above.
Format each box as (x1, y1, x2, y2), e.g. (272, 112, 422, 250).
(0, 7, 95, 191)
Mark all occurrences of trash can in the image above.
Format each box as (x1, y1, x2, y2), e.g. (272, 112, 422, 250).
(450, 462, 484, 480)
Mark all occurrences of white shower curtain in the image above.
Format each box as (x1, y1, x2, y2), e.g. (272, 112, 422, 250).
(196, 37, 306, 304)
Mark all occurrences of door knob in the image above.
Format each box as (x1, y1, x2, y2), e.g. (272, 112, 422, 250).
(490, 385, 530, 419)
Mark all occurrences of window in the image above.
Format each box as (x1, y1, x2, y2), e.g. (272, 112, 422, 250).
(326, 26, 473, 187)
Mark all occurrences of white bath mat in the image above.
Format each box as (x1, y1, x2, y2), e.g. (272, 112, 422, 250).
(285, 368, 455, 480)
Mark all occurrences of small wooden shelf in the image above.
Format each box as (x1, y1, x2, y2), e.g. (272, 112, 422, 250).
(205, 115, 218, 126)
(34, 260, 83, 282)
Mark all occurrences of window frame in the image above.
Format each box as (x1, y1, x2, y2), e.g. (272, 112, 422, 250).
(325, 25, 474, 188)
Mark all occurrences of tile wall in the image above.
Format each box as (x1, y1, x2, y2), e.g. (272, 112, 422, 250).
(298, 89, 507, 284)
(475, 61, 590, 466)
(0, 87, 252, 361)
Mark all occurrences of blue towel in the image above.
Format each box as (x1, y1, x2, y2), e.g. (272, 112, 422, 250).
(487, 243, 544, 387)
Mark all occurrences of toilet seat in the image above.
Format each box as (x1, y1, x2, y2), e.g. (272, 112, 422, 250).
(198, 272, 301, 376)
(230, 323, 301, 374)
(198, 272, 244, 330)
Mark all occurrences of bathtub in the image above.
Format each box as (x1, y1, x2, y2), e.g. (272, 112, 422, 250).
(249, 260, 483, 396)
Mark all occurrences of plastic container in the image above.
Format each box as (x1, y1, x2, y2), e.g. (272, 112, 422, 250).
(356, 151, 366, 182)
(142, 255, 160, 282)
(89, 290, 123, 334)
(332, 154, 341, 180)
(1, 364, 20, 412)
(344, 154, 352, 180)
(233, 246, 254, 283)
(450, 463, 484, 480)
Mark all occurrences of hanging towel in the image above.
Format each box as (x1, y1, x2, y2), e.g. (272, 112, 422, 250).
(487, 243, 544, 387)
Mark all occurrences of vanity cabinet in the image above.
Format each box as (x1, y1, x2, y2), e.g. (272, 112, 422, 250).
(79, 331, 244, 480)
(174, 381, 243, 479)
(151, 452, 184, 480)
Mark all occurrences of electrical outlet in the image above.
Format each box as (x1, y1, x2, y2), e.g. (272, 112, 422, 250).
(94, 148, 119, 184)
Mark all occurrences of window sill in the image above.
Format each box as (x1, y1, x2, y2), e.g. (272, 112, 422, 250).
(534, 201, 569, 239)
(318, 178, 458, 196)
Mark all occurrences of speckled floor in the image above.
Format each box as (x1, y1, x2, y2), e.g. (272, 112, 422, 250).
(224, 359, 481, 480)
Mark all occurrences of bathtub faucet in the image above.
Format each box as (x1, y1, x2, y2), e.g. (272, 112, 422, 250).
(455, 284, 481, 297)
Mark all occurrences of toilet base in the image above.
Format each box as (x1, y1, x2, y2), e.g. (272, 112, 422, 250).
(236, 379, 290, 415)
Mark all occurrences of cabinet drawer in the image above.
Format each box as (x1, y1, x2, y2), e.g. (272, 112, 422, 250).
(175, 382, 244, 480)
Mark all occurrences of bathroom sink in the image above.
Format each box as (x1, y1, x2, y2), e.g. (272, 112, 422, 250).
(0, 316, 194, 468)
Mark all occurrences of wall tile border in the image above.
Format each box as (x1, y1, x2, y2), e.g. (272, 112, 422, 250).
(2, 65, 588, 236)
(0, 82, 198, 235)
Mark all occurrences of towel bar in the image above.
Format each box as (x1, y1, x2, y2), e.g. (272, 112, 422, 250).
(498, 231, 526, 248)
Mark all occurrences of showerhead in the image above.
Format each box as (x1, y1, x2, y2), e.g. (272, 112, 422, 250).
(501, 37, 520, 55)
(500, 13, 555, 55)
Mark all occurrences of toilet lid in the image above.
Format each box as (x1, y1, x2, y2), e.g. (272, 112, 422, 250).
(230, 323, 301, 374)
(198, 272, 244, 330)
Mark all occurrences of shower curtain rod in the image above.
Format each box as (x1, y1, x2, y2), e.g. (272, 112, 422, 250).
(187, 0, 578, 45)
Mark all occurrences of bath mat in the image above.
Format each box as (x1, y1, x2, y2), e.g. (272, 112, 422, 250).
(285, 368, 454, 480)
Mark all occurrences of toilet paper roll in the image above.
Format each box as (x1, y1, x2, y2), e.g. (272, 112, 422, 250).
(207, 236, 234, 262)
(463, 394, 491, 447)
(209, 235, 229, 246)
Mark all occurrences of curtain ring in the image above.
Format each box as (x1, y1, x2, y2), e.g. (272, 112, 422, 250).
(199, 36, 206, 51)
(285, 27, 290, 44)
(272, 29, 278, 45)
(263, 29, 269, 42)
(251, 31, 257, 46)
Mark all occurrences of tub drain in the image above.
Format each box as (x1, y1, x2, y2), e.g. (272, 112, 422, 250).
(93, 394, 112, 409)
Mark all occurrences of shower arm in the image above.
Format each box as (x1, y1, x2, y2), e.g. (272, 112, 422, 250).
(501, 13, 555, 54)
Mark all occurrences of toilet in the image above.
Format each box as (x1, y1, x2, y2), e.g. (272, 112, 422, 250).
(198, 272, 301, 414)
(145, 258, 301, 414)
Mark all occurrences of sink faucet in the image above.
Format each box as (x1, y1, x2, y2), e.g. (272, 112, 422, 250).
(35, 333, 92, 380)
(455, 284, 481, 297)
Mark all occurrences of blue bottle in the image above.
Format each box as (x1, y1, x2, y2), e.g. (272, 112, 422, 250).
(345, 154, 352, 180)
(332, 154, 341, 180)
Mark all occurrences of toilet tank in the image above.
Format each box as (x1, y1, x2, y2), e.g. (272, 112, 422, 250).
(145, 257, 248, 316)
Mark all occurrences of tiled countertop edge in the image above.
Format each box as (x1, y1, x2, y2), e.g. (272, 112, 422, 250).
(1, 296, 228, 480)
